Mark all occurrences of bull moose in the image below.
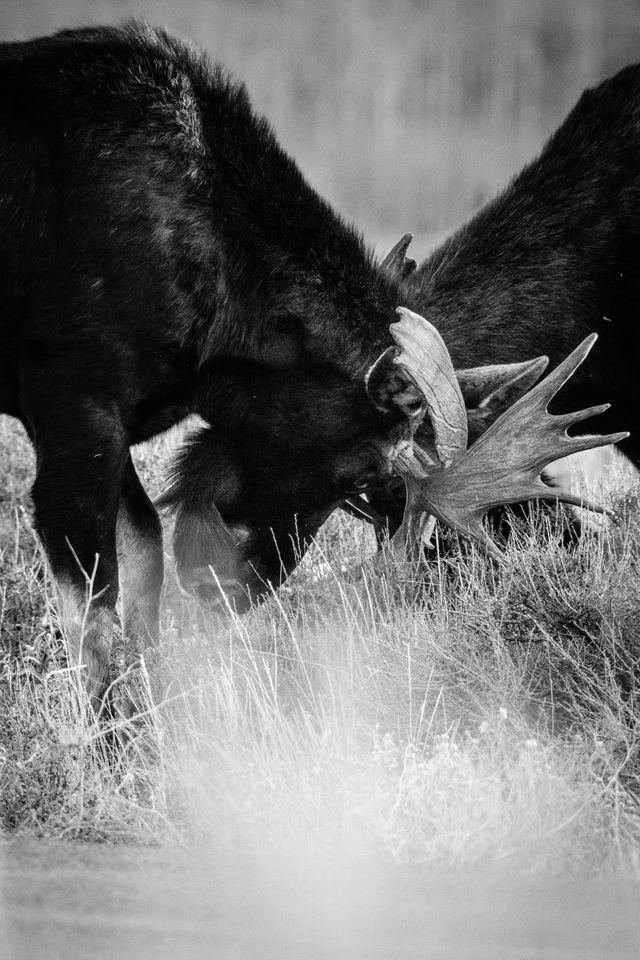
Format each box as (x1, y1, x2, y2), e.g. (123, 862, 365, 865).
(0, 22, 620, 704)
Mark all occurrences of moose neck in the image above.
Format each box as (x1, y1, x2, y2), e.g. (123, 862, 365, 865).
(193, 70, 399, 378)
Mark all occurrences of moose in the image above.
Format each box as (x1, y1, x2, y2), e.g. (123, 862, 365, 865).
(0, 22, 622, 704)
(174, 59, 640, 586)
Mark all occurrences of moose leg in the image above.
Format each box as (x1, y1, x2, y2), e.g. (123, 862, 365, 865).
(116, 456, 164, 655)
(30, 406, 127, 706)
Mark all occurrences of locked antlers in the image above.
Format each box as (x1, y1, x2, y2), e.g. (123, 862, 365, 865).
(382, 309, 629, 558)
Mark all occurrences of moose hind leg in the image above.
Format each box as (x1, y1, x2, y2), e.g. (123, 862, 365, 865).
(116, 456, 164, 658)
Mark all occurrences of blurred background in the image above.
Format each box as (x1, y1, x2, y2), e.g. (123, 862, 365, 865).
(2, 0, 640, 257)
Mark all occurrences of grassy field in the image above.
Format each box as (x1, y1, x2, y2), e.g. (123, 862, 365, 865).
(1, 412, 640, 877)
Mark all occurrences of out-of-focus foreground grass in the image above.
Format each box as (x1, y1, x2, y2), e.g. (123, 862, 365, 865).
(2, 0, 640, 248)
(2, 414, 640, 875)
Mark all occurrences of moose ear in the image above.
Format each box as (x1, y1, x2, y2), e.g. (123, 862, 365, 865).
(172, 503, 241, 581)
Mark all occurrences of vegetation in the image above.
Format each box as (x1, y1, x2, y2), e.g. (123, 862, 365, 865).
(1, 412, 640, 876)
(2, 0, 640, 881)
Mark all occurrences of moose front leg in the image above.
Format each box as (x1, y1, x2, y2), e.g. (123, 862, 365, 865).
(116, 456, 164, 657)
(30, 404, 128, 706)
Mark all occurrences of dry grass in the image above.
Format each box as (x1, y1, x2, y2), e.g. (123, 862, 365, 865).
(1, 412, 640, 876)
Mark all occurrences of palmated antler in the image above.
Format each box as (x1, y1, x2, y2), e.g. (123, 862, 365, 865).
(390, 307, 468, 465)
(390, 317, 629, 559)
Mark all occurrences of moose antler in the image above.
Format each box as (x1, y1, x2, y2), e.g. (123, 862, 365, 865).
(390, 314, 629, 558)
(391, 307, 469, 465)
(380, 233, 418, 280)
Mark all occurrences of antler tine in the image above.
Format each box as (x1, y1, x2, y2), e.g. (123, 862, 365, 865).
(380, 233, 417, 280)
(485, 354, 549, 401)
(451, 519, 505, 561)
(514, 332, 598, 411)
(381, 232, 412, 268)
(552, 429, 630, 460)
(556, 402, 610, 428)
(534, 486, 605, 514)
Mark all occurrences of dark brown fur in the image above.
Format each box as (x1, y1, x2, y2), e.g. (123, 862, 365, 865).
(0, 23, 412, 697)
